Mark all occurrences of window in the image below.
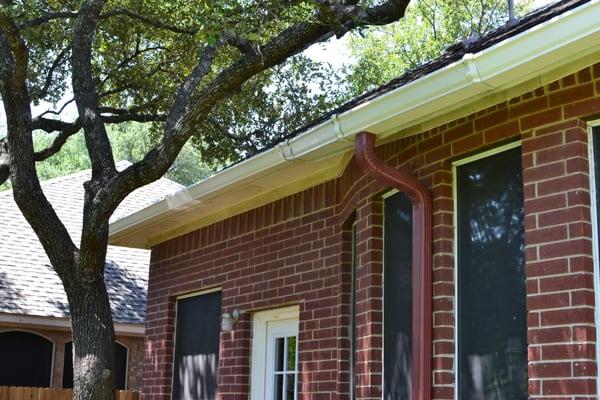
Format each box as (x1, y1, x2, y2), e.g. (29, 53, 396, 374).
(455, 144, 527, 399)
(0, 330, 54, 387)
(589, 123, 600, 393)
(383, 191, 413, 400)
(172, 290, 222, 400)
(62, 341, 128, 389)
(269, 335, 298, 400)
(250, 306, 299, 400)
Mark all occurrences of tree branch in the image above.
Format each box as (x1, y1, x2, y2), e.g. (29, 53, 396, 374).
(221, 31, 257, 55)
(100, 8, 198, 35)
(103, 0, 411, 217)
(36, 45, 70, 100)
(0, 7, 78, 274)
(18, 10, 79, 29)
(165, 44, 219, 133)
(0, 107, 166, 187)
(71, 0, 116, 181)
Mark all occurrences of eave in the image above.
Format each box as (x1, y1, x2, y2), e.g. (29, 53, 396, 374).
(109, 0, 600, 249)
(0, 313, 145, 337)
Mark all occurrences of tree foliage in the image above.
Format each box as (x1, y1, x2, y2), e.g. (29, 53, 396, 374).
(345, 0, 533, 95)
(0, 123, 211, 189)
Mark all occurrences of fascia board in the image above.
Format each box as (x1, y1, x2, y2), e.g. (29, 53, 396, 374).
(0, 313, 145, 337)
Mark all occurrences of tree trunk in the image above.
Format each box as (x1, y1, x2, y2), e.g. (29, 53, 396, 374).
(65, 273, 116, 400)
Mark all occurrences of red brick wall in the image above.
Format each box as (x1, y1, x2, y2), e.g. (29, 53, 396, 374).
(0, 324, 145, 390)
(145, 63, 600, 399)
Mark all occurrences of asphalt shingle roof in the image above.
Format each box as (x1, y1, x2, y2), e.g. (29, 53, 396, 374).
(0, 162, 182, 324)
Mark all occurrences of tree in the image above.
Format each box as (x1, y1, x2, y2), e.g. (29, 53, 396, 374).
(18, 123, 213, 187)
(0, 1, 411, 399)
(345, 0, 533, 95)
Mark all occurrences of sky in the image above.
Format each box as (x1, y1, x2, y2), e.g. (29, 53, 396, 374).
(0, 0, 556, 132)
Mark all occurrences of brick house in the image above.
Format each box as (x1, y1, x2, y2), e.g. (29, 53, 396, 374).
(0, 164, 181, 390)
(109, 1, 600, 399)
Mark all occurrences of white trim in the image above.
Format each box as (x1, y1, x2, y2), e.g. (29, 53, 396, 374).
(586, 120, 600, 394)
(452, 140, 522, 166)
(451, 142, 523, 400)
(0, 328, 56, 387)
(381, 188, 399, 199)
(250, 305, 300, 400)
(0, 313, 145, 336)
(109, 0, 600, 249)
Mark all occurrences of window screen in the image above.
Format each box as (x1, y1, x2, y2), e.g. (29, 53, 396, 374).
(384, 192, 413, 400)
(62, 341, 128, 389)
(592, 127, 600, 235)
(172, 291, 222, 400)
(456, 146, 527, 399)
(0, 331, 53, 387)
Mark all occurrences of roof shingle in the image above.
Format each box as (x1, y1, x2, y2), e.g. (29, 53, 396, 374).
(0, 162, 182, 324)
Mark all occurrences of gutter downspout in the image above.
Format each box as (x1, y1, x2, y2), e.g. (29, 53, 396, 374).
(355, 132, 432, 400)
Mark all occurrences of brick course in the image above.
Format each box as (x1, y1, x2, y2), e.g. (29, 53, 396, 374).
(145, 63, 600, 399)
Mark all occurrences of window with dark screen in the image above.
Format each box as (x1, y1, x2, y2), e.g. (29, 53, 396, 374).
(592, 126, 600, 241)
(62, 341, 128, 389)
(456, 145, 527, 399)
(384, 192, 413, 400)
(172, 291, 222, 400)
(0, 331, 54, 387)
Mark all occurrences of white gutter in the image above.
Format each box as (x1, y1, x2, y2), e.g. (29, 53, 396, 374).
(0, 313, 145, 337)
(110, 0, 600, 246)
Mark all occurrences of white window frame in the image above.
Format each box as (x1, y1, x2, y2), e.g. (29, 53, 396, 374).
(250, 305, 299, 400)
(451, 140, 522, 400)
(586, 120, 600, 393)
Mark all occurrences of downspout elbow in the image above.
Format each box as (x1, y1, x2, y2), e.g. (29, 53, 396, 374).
(355, 132, 430, 205)
(354, 131, 432, 400)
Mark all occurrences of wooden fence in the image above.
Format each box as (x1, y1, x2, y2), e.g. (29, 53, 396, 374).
(0, 387, 139, 400)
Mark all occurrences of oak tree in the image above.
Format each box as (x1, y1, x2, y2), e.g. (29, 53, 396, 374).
(0, 0, 411, 399)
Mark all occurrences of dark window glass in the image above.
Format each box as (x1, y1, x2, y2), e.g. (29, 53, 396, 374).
(285, 374, 295, 400)
(172, 291, 222, 400)
(274, 374, 283, 400)
(384, 192, 413, 400)
(457, 146, 527, 399)
(62, 341, 128, 389)
(0, 331, 53, 387)
(593, 127, 600, 236)
(275, 338, 285, 372)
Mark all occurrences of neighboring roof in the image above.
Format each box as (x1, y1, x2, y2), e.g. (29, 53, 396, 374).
(0, 162, 182, 325)
(109, 0, 600, 249)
